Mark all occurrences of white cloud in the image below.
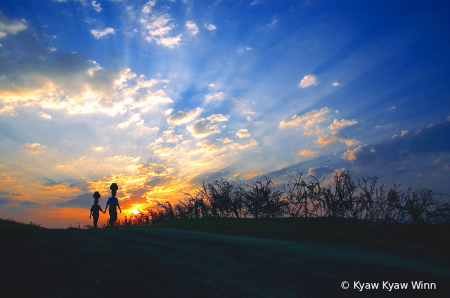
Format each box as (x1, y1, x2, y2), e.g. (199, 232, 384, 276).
(236, 129, 251, 138)
(267, 16, 278, 28)
(0, 105, 15, 116)
(332, 82, 339, 86)
(90, 27, 115, 39)
(91, 1, 102, 12)
(142, 0, 156, 14)
(206, 114, 229, 123)
(444, 164, 450, 170)
(400, 130, 409, 137)
(187, 118, 220, 139)
(376, 123, 392, 129)
(388, 106, 396, 111)
(186, 20, 198, 35)
(218, 138, 233, 144)
(117, 113, 143, 129)
(167, 107, 203, 125)
(205, 92, 225, 102)
(204, 23, 216, 31)
(329, 119, 357, 130)
(140, 3, 181, 48)
(0, 14, 27, 38)
(156, 35, 182, 48)
(39, 112, 52, 120)
(317, 132, 358, 147)
(279, 107, 334, 129)
(299, 74, 319, 88)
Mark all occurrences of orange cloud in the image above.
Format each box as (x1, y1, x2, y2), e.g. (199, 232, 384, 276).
(328, 119, 357, 130)
(317, 132, 358, 147)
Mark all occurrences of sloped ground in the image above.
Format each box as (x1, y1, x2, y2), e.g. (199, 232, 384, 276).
(1, 220, 449, 297)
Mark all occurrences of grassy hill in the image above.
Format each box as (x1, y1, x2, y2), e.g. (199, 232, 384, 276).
(1, 217, 449, 297)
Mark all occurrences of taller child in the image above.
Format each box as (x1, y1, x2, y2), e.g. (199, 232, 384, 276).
(105, 183, 121, 226)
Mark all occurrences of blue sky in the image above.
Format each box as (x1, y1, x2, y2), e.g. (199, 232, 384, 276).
(0, 0, 449, 227)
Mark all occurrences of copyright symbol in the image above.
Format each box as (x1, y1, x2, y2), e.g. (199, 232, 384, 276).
(341, 281, 349, 289)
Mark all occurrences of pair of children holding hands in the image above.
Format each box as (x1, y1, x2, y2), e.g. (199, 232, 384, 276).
(89, 183, 121, 228)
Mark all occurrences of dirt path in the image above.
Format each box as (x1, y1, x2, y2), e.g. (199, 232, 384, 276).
(4, 227, 450, 297)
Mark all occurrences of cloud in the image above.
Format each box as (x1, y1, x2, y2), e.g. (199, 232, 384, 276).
(0, 197, 12, 205)
(90, 27, 115, 39)
(0, 105, 15, 116)
(0, 40, 173, 116)
(55, 192, 94, 207)
(317, 132, 358, 147)
(341, 118, 450, 167)
(332, 82, 339, 86)
(205, 92, 225, 102)
(341, 146, 363, 161)
(444, 164, 450, 170)
(299, 74, 319, 88)
(204, 23, 216, 31)
(140, 2, 182, 48)
(91, 1, 102, 12)
(18, 200, 42, 208)
(304, 128, 323, 135)
(300, 150, 318, 157)
(267, 16, 278, 28)
(167, 107, 202, 125)
(218, 138, 233, 144)
(329, 119, 357, 130)
(0, 13, 27, 39)
(188, 139, 258, 156)
(236, 129, 251, 138)
(137, 162, 171, 176)
(186, 20, 198, 35)
(307, 166, 334, 178)
(279, 107, 334, 129)
(187, 118, 220, 139)
(206, 114, 229, 123)
(39, 112, 52, 119)
(388, 106, 396, 111)
(117, 113, 143, 128)
(24, 143, 45, 154)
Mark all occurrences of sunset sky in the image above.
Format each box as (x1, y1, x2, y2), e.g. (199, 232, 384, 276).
(1, 0, 450, 228)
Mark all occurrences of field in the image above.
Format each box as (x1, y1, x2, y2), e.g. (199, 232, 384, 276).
(1, 217, 449, 297)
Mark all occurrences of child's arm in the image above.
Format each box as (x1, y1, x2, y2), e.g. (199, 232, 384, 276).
(105, 204, 109, 213)
(89, 211, 92, 219)
(118, 202, 121, 213)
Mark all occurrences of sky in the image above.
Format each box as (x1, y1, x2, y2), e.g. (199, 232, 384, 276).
(1, 0, 450, 228)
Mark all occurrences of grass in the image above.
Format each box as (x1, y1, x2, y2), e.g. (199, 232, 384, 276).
(141, 217, 450, 256)
(1, 217, 449, 297)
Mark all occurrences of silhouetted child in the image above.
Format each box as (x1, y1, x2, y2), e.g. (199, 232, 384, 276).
(90, 192, 105, 228)
(105, 183, 121, 227)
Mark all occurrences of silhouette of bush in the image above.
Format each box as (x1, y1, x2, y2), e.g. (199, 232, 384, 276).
(111, 170, 449, 228)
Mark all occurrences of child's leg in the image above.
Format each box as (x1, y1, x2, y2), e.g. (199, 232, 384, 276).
(93, 215, 99, 228)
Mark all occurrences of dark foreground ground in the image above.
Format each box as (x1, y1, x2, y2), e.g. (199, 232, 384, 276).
(1, 218, 449, 297)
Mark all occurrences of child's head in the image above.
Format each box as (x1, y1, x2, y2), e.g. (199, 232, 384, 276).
(110, 183, 118, 196)
(93, 191, 101, 199)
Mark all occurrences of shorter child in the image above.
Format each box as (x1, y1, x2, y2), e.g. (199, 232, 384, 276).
(89, 192, 105, 228)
